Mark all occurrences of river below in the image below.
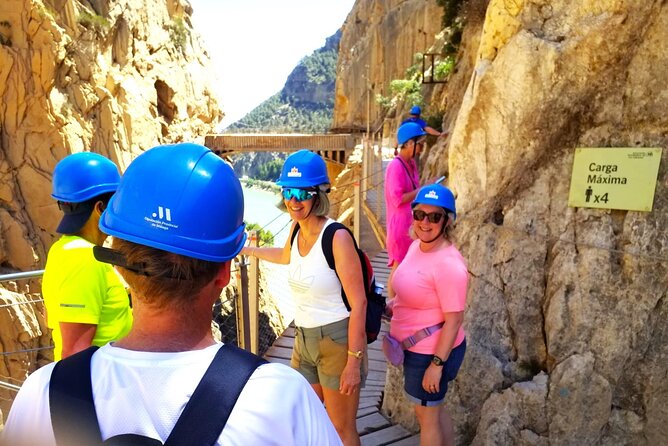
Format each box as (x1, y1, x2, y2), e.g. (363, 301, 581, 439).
(242, 185, 291, 247)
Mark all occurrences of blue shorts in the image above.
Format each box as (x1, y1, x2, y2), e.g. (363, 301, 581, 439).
(403, 339, 466, 406)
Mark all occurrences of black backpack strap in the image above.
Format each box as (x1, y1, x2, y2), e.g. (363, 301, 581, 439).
(49, 346, 102, 446)
(322, 222, 368, 312)
(50, 344, 266, 446)
(289, 223, 300, 247)
(164, 344, 267, 446)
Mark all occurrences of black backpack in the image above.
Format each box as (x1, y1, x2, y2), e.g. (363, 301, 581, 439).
(49, 344, 267, 445)
(290, 221, 386, 343)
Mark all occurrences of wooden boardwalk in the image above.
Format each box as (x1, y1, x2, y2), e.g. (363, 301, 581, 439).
(263, 251, 421, 445)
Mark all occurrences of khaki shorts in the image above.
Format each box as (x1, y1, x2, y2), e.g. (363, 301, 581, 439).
(292, 318, 368, 390)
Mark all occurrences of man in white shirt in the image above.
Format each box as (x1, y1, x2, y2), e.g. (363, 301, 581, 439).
(1, 143, 342, 446)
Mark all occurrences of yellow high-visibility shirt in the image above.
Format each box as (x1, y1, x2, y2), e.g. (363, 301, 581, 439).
(42, 235, 133, 360)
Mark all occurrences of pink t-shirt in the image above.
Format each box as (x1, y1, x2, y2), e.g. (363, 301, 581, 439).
(390, 241, 468, 354)
(384, 156, 419, 265)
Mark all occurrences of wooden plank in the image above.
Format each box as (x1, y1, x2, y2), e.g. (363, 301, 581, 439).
(264, 345, 293, 359)
(368, 360, 387, 372)
(360, 390, 382, 400)
(358, 397, 379, 409)
(360, 424, 412, 446)
(272, 336, 294, 348)
(390, 434, 421, 445)
(356, 412, 391, 434)
(362, 383, 384, 391)
(281, 326, 296, 338)
(367, 370, 386, 382)
(205, 134, 355, 152)
(365, 379, 386, 388)
(367, 348, 386, 361)
(357, 405, 378, 418)
(358, 396, 379, 408)
(265, 357, 291, 366)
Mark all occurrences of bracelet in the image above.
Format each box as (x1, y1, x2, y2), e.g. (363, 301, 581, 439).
(347, 349, 363, 359)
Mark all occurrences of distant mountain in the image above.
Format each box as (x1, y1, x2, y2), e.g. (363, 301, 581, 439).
(227, 30, 341, 179)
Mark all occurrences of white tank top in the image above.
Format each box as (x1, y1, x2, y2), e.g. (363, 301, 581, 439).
(289, 219, 349, 328)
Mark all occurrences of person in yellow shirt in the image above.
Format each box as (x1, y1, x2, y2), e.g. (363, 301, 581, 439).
(42, 152, 133, 360)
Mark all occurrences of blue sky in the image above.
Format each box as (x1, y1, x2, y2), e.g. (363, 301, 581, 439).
(189, 0, 356, 130)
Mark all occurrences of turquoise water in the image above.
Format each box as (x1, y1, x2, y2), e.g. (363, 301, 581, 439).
(242, 186, 291, 247)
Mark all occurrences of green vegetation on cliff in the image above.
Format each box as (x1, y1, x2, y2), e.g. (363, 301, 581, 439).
(227, 31, 341, 179)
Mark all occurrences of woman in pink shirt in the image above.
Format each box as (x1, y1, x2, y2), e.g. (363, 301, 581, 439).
(388, 183, 467, 446)
(384, 122, 426, 298)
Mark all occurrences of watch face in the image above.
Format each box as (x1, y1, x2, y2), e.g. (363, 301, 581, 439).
(432, 356, 444, 366)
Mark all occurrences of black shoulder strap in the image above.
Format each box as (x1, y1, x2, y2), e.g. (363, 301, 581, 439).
(289, 223, 300, 247)
(322, 222, 365, 312)
(49, 344, 266, 446)
(321, 221, 348, 271)
(50, 346, 102, 446)
(164, 344, 267, 446)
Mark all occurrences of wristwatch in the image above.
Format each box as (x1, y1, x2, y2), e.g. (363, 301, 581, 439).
(347, 349, 364, 359)
(431, 355, 444, 366)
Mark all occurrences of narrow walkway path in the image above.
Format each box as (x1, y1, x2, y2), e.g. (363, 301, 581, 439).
(263, 251, 421, 445)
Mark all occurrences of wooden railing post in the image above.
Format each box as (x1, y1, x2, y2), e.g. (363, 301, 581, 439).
(236, 231, 259, 353)
(375, 135, 382, 220)
(247, 231, 260, 354)
(362, 136, 369, 202)
(234, 256, 247, 351)
(353, 165, 361, 242)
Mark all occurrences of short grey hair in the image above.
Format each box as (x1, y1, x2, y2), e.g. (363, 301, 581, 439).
(276, 189, 330, 217)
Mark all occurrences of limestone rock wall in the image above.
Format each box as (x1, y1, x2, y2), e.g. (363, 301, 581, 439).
(448, 1, 668, 444)
(0, 0, 222, 272)
(0, 284, 50, 419)
(332, 0, 444, 132)
(339, 0, 668, 444)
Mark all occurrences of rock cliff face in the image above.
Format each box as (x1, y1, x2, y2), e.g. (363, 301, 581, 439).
(333, 0, 444, 131)
(0, 0, 221, 272)
(337, 0, 668, 444)
(281, 31, 340, 108)
(0, 0, 221, 418)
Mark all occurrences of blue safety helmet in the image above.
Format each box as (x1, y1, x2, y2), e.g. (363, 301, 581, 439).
(412, 184, 456, 220)
(51, 152, 121, 202)
(410, 105, 422, 115)
(276, 149, 330, 188)
(99, 143, 246, 262)
(397, 122, 427, 145)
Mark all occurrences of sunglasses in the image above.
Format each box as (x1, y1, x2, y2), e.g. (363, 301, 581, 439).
(282, 187, 317, 202)
(412, 209, 445, 224)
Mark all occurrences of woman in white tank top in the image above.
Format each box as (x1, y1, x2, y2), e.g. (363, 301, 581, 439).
(242, 150, 367, 446)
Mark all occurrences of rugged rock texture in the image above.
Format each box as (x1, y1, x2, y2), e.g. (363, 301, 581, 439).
(0, 0, 221, 417)
(447, 2, 668, 443)
(282, 30, 340, 108)
(333, 0, 444, 132)
(0, 285, 50, 418)
(340, 0, 668, 444)
(0, 0, 221, 272)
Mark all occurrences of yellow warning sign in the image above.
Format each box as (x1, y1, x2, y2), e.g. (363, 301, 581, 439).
(568, 148, 662, 212)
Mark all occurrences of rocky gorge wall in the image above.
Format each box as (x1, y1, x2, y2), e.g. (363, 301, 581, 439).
(337, 0, 668, 444)
(333, 0, 444, 132)
(0, 0, 221, 420)
(0, 0, 221, 272)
